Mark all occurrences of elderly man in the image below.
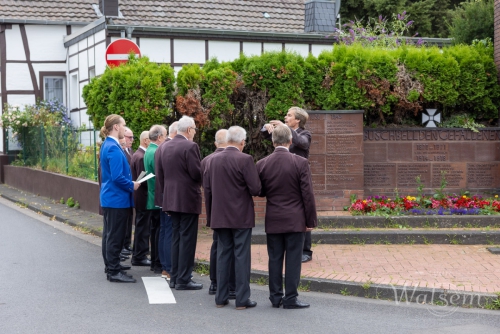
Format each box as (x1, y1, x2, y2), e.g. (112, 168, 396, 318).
(261, 106, 313, 263)
(201, 129, 235, 298)
(130, 131, 151, 265)
(204, 126, 261, 309)
(256, 124, 317, 309)
(99, 114, 141, 283)
(121, 127, 135, 256)
(139, 125, 167, 272)
(156, 121, 178, 280)
(157, 116, 202, 290)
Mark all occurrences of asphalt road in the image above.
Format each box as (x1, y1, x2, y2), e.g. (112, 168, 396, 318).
(0, 197, 499, 334)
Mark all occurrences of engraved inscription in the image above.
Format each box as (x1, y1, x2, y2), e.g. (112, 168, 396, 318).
(365, 129, 500, 141)
(467, 163, 499, 188)
(309, 155, 325, 174)
(326, 135, 363, 154)
(364, 164, 396, 188)
(326, 174, 364, 189)
(305, 118, 325, 134)
(312, 174, 326, 191)
(431, 163, 466, 188)
(326, 114, 362, 134)
(397, 164, 430, 188)
(326, 154, 363, 174)
(413, 143, 449, 162)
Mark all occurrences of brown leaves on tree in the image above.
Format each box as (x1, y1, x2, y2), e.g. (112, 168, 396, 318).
(175, 88, 210, 128)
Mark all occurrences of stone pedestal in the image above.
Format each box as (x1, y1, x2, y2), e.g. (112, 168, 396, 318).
(306, 110, 364, 211)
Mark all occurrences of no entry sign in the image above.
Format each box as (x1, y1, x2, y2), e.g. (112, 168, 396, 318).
(105, 39, 141, 67)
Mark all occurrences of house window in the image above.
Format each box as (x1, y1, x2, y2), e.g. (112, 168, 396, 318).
(70, 73, 79, 111)
(44, 77, 65, 103)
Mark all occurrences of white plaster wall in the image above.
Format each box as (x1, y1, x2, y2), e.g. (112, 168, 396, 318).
(69, 44, 78, 56)
(79, 110, 90, 129)
(87, 35, 94, 47)
(69, 55, 78, 70)
(79, 82, 87, 108)
(5, 25, 26, 61)
(7, 94, 36, 107)
(6, 63, 32, 90)
(242, 42, 261, 56)
(78, 39, 88, 53)
(69, 72, 79, 110)
(263, 43, 282, 53)
(79, 51, 89, 81)
(140, 38, 170, 63)
(173, 66, 183, 76)
(25, 25, 67, 61)
(110, 37, 138, 45)
(311, 44, 333, 57)
(88, 47, 95, 67)
(174, 40, 205, 64)
(32, 63, 67, 86)
(285, 43, 310, 57)
(70, 111, 80, 126)
(94, 30, 106, 44)
(208, 41, 240, 62)
(0, 130, 3, 152)
(94, 42, 107, 75)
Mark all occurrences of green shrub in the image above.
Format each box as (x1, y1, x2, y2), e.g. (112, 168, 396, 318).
(66, 197, 75, 208)
(449, 0, 494, 45)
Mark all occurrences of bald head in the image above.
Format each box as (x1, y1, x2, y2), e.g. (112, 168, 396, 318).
(139, 131, 150, 148)
(214, 129, 228, 148)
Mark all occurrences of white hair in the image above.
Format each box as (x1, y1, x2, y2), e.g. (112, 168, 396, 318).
(169, 121, 178, 136)
(226, 126, 246, 144)
(177, 116, 195, 133)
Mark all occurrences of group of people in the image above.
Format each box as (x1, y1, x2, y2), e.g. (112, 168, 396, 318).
(99, 106, 317, 310)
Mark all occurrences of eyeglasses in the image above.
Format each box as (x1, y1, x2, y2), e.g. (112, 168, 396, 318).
(189, 127, 198, 132)
(125, 136, 134, 140)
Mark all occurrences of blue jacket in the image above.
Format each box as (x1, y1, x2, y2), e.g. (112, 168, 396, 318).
(100, 136, 134, 208)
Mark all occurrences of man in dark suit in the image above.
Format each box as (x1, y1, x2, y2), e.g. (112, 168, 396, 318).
(261, 106, 314, 263)
(157, 116, 203, 290)
(201, 129, 236, 299)
(130, 131, 151, 265)
(256, 124, 317, 309)
(122, 127, 135, 256)
(204, 126, 261, 309)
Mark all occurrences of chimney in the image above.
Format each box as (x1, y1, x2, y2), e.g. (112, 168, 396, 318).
(99, 0, 119, 17)
(304, 0, 341, 33)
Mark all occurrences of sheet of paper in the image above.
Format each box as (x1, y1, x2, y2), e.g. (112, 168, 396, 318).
(136, 171, 147, 182)
(137, 173, 155, 184)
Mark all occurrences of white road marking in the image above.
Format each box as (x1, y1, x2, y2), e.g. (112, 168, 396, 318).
(107, 54, 139, 60)
(142, 277, 176, 304)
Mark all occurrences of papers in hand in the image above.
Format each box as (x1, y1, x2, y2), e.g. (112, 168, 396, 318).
(136, 172, 155, 184)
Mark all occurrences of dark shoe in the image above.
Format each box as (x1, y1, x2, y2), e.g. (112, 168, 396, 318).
(272, 300, 283, 308)
(175, 282, 203, 290)
(109, 272, 136, 283)
(125, 246, 133, 252)
(236, 299, 257, 310)
(120, 255, 129, 262)
(208, 283, 217, 295)
(105, 265, 131, 273)
(131, 259, 151, 266)
(216, 300, 229, 308)
(153, 267, 163, 274)
(107, 270, 133, 280)
(121, 248, 132, 256)
(229, 290, 236, 300)
(169, 280, 176, 288)
(283, 300, 310, 309)
(301, 255, 312, 263)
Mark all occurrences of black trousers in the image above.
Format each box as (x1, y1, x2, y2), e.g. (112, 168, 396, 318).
(267, 232, 304, 306)
(149, 210, 161, 270)
(216, 228, 252, 307)
(132, 209, 151, 261)
(123, 209, 134, 249)
(210, 230, 236, 291)
(169, 212, 199, 285)
(102, 207, 130, 275)
(303, 231, 313, 257)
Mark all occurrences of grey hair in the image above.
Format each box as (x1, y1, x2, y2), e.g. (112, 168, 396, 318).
(139, 131, 150, 142)
(169, 121, 179, 136)
(272, 124, 292, 146)
(177, 116, 195, 133)
(215, 129, 228, 145)
(149, 125, 165, 141)
(289, 106, 309, 128)
(124, 126, 133, 134)
(226, 126, 246, 144)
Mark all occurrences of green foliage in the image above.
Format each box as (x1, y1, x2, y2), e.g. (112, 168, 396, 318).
(440, 114, 485, 132)
(449, 0, 494, 45)
(177, 63, 204, 96)
(68, 145, 97, 180)
(66, 197, 75, 208)
(83, 55, 175, 149)
(60, 197, 65, 204)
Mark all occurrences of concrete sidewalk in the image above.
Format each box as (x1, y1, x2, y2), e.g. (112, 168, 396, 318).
(1, 183, 499, 307)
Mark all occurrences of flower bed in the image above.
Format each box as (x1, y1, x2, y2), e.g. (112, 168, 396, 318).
(349, 195, 500, 216)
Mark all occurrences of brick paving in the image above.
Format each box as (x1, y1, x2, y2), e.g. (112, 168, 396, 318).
(196, 229, 500, 294)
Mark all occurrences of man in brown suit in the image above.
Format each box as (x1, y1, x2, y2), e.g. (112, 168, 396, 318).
(204, 126, 261, 310)
(130, 131, 151, 264)
(157, 116, 203, 290)
(256, 124, 317, 309)
(201, 129, 236, 298)
(261, 107, 314, 263)
(122, 127, 135, 255)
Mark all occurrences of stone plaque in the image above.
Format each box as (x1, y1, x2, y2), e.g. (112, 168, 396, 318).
(431, 163, 466, 188)
(310, 134, 326, 155)
(326, 134, 363, 154)
(467, 163, 500, 188)
(326, 174, 364, 189)
(309, 155, 325, 174)
(413, 143, 449, 162)
(312, 174, 326, 191)
(305, 114, 326, 134)
(326, 154, 363, 174)
(326, 113, 363, 134)
(364, 164, 397, 188)
(397, 164, 430, 188)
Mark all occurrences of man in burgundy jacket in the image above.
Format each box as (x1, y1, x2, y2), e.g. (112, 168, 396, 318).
(204, 126, 261, 310)
(261, 106, 314, 263)
(201, 129, 236, 299)
(256, 124, 317, 309)
(130, 131, 151, 265)
(157, 116, 203, 290)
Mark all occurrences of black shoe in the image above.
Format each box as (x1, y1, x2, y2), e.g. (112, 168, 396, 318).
(105, 265, 131, 273)
(120, 255, 129, 262)
(153, 266, 163, 274)
(107, 270, 133, 280)
(283, 300, 310, 309)
(109, 272, 136, 283)
(229, 290, 236, 300)
(236, 299, 257, 310)
(209, 283, 217, 295)
(175, 282, 203, 290)
(301, 255, 312, 263)
(125, 246, 133, 252)
(216, 300, 229, 308)
(169, 280, 176, 288)
(272, 300, 283, 308)
(121, 248, 132, 256)
(131, 259, 151, 266)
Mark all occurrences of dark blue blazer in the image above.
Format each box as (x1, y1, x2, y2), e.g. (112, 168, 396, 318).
(100, 136, 134, 208)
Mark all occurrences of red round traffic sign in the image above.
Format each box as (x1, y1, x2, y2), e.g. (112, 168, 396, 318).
(105, 39, 141, 67)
